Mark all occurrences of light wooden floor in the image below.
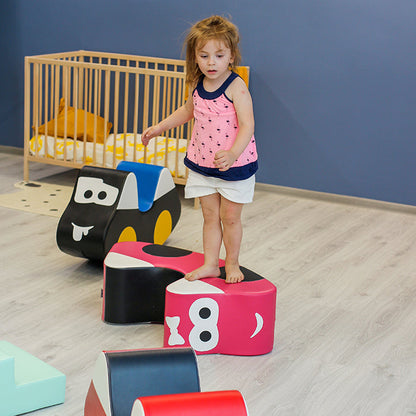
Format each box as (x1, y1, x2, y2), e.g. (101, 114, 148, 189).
(1, 151, 416, 416)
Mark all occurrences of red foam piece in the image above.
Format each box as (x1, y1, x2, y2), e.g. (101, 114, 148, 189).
(84, 382, 107, 416)
(131, 391, 248, 416)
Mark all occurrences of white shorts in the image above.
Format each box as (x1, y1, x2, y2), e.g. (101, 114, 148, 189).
(184, 170, 255, 204)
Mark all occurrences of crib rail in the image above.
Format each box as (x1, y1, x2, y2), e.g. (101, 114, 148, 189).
(24, 50, 191, 184)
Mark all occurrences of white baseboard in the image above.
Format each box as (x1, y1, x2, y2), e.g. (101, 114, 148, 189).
(255, 182, 416, 215)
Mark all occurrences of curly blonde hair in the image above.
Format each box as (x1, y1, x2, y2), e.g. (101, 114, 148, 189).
(184, 15, 242, 87)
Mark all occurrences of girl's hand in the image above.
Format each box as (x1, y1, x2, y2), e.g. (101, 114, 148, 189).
(214, 150, 236, 171)
(141, 125, 161, 146)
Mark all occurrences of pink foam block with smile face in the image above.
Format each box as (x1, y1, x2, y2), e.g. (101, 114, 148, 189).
(104, 241, 277, 355)
(164, 272, 277, 356)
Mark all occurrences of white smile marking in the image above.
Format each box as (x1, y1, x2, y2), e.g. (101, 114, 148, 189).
(250, 313, 264, 339)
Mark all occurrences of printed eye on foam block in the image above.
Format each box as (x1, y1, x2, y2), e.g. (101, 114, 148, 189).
(103, 241, 277, 356)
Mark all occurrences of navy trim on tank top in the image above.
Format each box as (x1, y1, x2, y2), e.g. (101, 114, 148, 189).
(184, 156, 258, 181)
(195, 71, 239, 100)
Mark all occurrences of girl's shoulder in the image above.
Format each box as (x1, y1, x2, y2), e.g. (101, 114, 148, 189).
(225, 73, 251, 102)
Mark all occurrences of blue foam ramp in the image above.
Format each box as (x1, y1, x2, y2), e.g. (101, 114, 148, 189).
(0, 341, 66, 416)
(117, 161, 165, 212)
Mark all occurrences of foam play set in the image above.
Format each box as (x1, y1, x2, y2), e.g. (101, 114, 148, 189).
(57, 162, 181, 261)
(0, 341, 66, 416)
(51, 160, 276, 412)
(102, 241, 277, 356)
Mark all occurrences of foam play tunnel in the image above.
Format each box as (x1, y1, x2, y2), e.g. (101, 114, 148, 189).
(84, 347, 200, 416)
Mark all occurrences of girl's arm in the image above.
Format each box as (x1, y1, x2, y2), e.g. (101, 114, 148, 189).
(141, 94, 194, 146)
(214, 77, 255, 171)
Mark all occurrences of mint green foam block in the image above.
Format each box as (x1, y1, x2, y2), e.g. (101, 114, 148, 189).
(0, 341, 66, 416)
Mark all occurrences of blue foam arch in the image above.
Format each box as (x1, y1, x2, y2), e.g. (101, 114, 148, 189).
(117, 161, 164, 212)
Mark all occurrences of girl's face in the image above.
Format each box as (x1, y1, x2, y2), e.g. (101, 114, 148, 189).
(195, 39, 234, 82)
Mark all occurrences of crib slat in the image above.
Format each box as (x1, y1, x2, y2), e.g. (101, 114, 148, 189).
(88, 67, 93, 113)
(63, 65, 71, 161)
(132, 71, 140, 163)
(32, 63, 40, 156)
(163, 76, 170, 170)
(113, 70, 120, 168)
(23, 58, 31, 181)
(43, 65, 50, 159)
(53, 63, 60, 160)
(97, 57, 102, 117)
(78, 54, 84, 110)
(152, 74, 160, 165)
(82, 66, 88, 162)
(73, 65, 79, 164)
(143, 73, 150, 163)
(39, 63, 43, 134)
(122, 71, 129, 158)
(103, 69, 111, 167)
(174, 78, 181, 180)
(93, 68, 99, 164)
(49, 64, 54, 121)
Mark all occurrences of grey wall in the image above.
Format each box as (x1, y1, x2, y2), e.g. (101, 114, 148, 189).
(1, 0, 415, 205)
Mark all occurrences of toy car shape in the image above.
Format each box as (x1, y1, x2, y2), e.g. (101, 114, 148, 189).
(56, 162, 181, 261)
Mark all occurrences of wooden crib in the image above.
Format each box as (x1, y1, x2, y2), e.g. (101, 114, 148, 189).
(24, 50, 192, 184)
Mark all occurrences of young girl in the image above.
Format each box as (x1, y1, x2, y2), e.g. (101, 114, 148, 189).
(141, 15, 258, 284)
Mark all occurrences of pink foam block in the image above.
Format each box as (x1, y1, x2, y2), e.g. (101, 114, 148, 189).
(103, 241, 277, 356)
(105, 241, 225, 274)
(164, 274, 277, 356)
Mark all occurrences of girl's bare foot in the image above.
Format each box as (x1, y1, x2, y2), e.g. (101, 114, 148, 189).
(225, 263, 244, 284)
(185, 264, 221, 281)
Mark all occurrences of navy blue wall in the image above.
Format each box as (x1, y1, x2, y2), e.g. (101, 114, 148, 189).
(1, 0, 415, 205)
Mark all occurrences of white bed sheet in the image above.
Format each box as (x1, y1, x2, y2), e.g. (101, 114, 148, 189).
(29, 133, 188, 178)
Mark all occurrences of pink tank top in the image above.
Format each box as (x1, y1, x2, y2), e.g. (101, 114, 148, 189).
(184, 72, 258, 181)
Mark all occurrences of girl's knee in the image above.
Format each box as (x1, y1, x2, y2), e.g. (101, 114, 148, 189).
(220, 209, 242, 227)
(220, 201, 243, 226)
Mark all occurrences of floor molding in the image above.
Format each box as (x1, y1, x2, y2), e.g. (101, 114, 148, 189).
(255, 182, 416, 215)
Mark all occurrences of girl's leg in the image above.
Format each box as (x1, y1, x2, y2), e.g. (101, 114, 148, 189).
(185, 193, 222, 281)
(220, 196, 244, 283)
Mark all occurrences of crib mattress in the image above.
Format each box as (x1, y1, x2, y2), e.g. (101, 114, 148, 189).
(29, 133, 188, 178)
